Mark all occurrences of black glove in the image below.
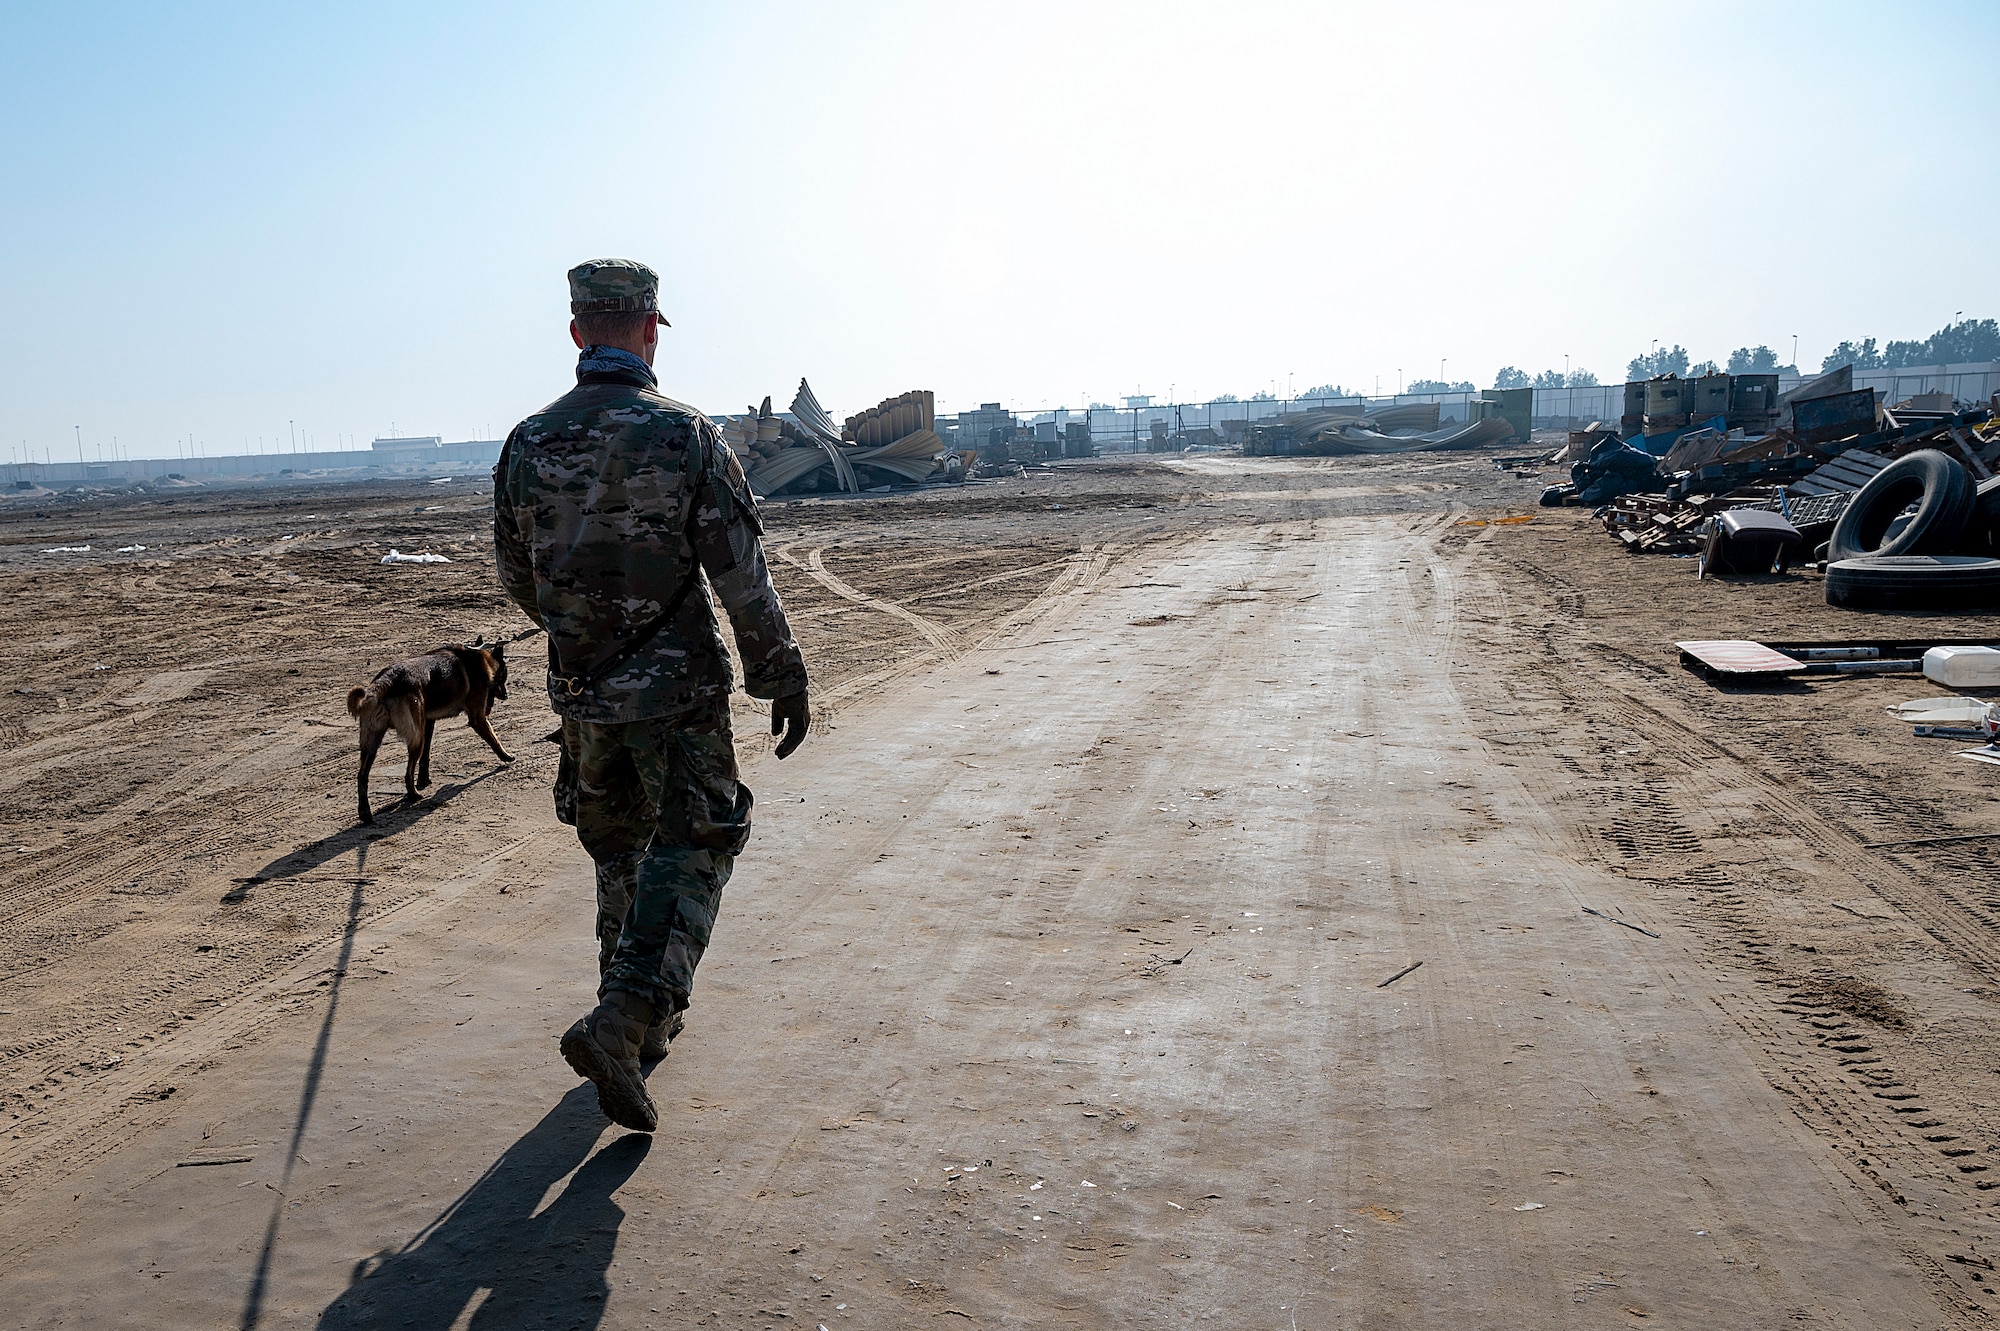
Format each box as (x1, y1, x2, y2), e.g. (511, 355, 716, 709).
(771, 691, 810, 760)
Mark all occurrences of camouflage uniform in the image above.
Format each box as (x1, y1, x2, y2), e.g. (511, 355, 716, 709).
(494, 261, 807, 1017)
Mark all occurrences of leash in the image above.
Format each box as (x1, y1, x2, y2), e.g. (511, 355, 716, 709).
(462, 625, 543, 650)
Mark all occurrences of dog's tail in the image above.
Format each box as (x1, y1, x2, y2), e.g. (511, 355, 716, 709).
(350, 671, 420, 718)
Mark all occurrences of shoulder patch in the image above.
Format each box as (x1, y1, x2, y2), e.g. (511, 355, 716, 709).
(722, 444, 750, 490)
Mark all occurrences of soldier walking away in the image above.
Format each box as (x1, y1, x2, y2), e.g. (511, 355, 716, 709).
(494, 258, 811, 1132)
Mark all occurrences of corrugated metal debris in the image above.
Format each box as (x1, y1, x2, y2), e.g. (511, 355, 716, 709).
(718, 381, 955, 498)
(1243, 401, 1515, 456)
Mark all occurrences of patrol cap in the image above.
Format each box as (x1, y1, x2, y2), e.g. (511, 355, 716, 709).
(567, 258, 670, 326)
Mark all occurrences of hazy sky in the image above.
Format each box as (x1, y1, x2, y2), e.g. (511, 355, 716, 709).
(3, 1, 1996, 461)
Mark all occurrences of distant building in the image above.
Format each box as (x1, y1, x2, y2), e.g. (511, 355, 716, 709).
(372, 436, 442, 450)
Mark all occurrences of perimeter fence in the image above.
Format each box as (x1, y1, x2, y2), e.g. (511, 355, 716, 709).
(1009, 362, 2000, 451)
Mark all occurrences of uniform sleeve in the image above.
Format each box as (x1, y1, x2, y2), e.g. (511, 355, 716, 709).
(686, 422, 809, 700)
(492, 433, 545, 627)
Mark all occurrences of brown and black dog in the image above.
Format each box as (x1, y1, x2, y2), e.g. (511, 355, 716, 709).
(347, 640, 514, 824)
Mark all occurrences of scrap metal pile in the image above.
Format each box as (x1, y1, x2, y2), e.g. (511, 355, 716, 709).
(1243, 396, 1520, 456)
(717, 380, 956, 498)
(1542, 364, 2000, 606)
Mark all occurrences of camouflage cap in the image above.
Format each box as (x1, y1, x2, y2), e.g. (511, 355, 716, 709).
(567, 258, 670, 326)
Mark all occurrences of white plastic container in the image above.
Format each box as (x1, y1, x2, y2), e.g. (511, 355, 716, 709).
(1923, 645, 2000, 688)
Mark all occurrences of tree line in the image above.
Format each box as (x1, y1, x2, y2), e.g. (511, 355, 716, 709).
(1622, 345, 1794, 382)
(1216, 317, 1996, 402)
(1611, 317, 1995, 385)
(1819, 318, 1999, 372)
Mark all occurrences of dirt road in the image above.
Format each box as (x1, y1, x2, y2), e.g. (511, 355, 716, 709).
(3, 456, 1998, 1326)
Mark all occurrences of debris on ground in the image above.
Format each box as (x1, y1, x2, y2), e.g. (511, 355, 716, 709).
(1901, 696, 2000, 751)
(1677, 639, 1943, 682)
(1376, 960, 1423, 988)
(1887, 695, 1997, 726)
(719, 381, 954, 498)
(1924, 644, 2000, 687)
(1676, 638, 2000, 702)
(1244, 400, 1517, 456)
(1582, 906, 1660, 938)
(1544, 364, 2000, 609)
(1825, 555, 2000, 610)
(380, 549, 451, 564)
(1698, 509, 1802, 577)
(1548, 435, 1675, 507)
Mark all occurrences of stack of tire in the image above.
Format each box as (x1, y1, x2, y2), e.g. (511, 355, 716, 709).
(1824, 449, 2000, 609)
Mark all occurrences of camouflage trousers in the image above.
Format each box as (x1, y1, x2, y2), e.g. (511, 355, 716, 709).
(557, 701, 753, 1014)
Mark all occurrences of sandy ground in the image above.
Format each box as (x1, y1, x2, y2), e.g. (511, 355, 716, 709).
(2, 452, 1999, 1327)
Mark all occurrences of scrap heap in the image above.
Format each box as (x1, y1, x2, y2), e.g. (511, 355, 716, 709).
(838, 390, 948, 484)
(1244, 395, 1520, 456)
(717, 380, 955, 497)
(1546, 366, 1999, 564)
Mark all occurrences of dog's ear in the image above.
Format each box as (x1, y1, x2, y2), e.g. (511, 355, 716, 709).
(491, 642, 506, 658)
(470, 634, 485, 648)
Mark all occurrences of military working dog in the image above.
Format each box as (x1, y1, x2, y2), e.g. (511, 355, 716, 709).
(347, 640, 514, 824)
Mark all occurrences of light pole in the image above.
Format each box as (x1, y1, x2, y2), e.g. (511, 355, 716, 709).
(1564, 353, 1569, 382)
(1791, 334, 1798, 370)
(74, 425, 81, 465)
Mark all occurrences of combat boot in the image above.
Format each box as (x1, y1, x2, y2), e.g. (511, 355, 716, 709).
(639, 1004, 685, 1061)
(559, 990, 658, 1132)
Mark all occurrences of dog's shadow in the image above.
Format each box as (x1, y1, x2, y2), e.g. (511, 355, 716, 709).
(223, 769, 505, 903)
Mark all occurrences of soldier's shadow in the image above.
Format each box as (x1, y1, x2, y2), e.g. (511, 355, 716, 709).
(315, 1086, 647, 1331)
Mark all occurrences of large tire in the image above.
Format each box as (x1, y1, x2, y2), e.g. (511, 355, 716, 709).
(1824, 555, 2000, 610)
(1826, 449, 1974, 561)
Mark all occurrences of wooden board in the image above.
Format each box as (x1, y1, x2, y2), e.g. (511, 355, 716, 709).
(1676, 639, 1805, 679)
